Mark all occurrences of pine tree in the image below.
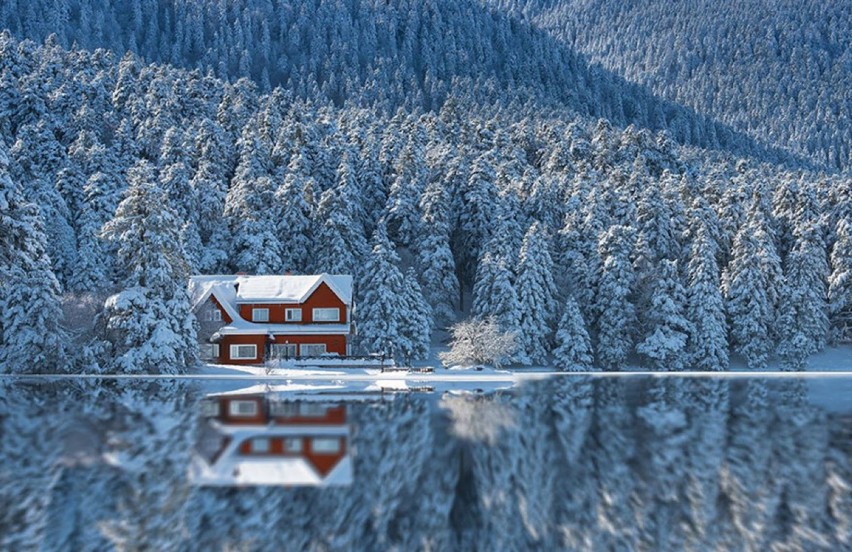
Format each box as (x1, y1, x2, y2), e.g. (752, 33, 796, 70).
(723, 202, 782, 369)
(356, 225, 406, 359)
(686, 224, 728, 371)
(398, 268, 432, 363)
(778, 222, 829, 369)
(312, 187, 365, 275)
(637, 260, 690, 371)
(0, 141, 67, 373)
(274, 169, 312, 273)
(473, 250, 521, 335)
(828, 219, 852, 343)
(516, 222, 558, 365)
(553, 296, 594, 371)
(595, 225, 636, 370)
(100, 161, 196, 374)
(415, 178, 459, 326)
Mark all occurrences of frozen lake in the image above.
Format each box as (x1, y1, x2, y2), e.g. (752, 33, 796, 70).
(1, 375, 850, 550)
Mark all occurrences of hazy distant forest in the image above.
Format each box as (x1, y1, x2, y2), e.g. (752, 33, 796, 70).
(0, 0, 850, 374)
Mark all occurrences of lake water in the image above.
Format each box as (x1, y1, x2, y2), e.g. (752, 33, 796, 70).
(1, 376, 850, 551)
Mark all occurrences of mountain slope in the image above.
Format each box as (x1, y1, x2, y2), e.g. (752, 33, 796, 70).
(492, 0, 852, 170)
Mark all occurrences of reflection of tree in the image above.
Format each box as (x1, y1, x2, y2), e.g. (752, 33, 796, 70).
(98, 382, 197, 551)
(0, 378, 850, 549)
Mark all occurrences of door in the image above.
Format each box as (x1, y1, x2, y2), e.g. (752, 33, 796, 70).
(270, 343, 297, 360)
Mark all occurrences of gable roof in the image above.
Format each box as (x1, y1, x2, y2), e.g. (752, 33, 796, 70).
(189, 274, 353, 307)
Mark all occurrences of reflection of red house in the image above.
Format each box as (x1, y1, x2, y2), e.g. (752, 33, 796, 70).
(189, 274, 353, 365)
(191, 390, 352, 486)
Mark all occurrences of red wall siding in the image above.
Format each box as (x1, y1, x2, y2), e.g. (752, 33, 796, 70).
(219, 335, 268, 365)
(237, 282, 347, 324)
(218, 334, 347, 364)
(270, 334, 346, 356)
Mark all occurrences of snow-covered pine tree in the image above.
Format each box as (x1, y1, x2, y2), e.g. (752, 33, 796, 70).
(312, 186, 364, 275)
(778, 222, 829, 369)
(473, 251, 522, 336)
(828, 219, 852, 344)
(69, 172, 118, 291)
(356, 224, 406, 358)
(415, 178, 459, 326)
(100, 160, 197, 374)
(515, 221, 558, 365)
(686, 223, 728, 371)
(384, 141, 427, 247)
(398, 268, 432, 364)
(553, 295, 594, 371)
(723, 201, 782, 369)
(274, 167, 312, 273)
(636, 259, 690, 371)
(0, 140, 67, 373)
(223, 122, 283, 273)
(595, 225, 636, 370)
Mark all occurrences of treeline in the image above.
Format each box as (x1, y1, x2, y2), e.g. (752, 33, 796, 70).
(0, 34, 850, 374)
(495, 0, 852, 170)
(1, 379, 849, 549)
(0, 0, 798, 165)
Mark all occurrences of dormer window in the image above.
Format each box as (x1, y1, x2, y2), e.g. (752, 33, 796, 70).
(313, 308, 339, 322)
(205, 309, 222, 322)
(252, 308, 269, 322)
(285, 308, 302, 322)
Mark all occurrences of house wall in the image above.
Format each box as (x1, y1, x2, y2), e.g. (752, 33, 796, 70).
(236, 435, 347, 476)
(218, 333, 347, 364)
(237, 282, 348, 324)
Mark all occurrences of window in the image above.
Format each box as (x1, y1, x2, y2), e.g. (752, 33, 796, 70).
(284, 437, 303, 453)
(251, 438, 270, 453)
(200, 400, 220, 417)
(230, 344, 257, 360)
(269, 401, 299, 417)
(270, 343, 297, 359)
(285, 308, 302, 322)
(228, 400, 258, 417)
(199, 343, 220, 360)
(205, 309, 222, 322)
(298, 403, 327, 417)
(312, 308, 340, 322)
(252, 308, 269, 322)
(300, 343, 327, 357)
(311, 437, 341, 454)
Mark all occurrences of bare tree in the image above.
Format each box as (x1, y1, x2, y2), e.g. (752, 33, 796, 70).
(439, 317, 517, 369)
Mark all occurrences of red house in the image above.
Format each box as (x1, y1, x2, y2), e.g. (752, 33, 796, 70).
(190, 273, 354, 365)
(191, 389, 352, 486)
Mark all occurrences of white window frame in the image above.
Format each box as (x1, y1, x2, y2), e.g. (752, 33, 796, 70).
(228, 400, 258, 417)
(251, 438, 270, 453)
(269, 401, 300, 417)
(285, 308, 302, 322)
(230, 344, 257, 360)
(299, 343, 327, 357)
(199, 343, 220, 360)
(200, 400, 220, 417)
(206, 309, 222, 322)
(311, 437, 341, 454)
(312, 308, 340, 322)
(252, 308, 270, 322)
(298, 403, 328, 417)
(284, 437, 303, 453)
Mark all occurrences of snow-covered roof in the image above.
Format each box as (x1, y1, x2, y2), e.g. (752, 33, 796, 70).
(218, 274, 353, 304)
(191, 455, 353, 487)
(189, 424, 352, 487)
(189, 274, 353, 337)
(212, 323, 351, 336)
